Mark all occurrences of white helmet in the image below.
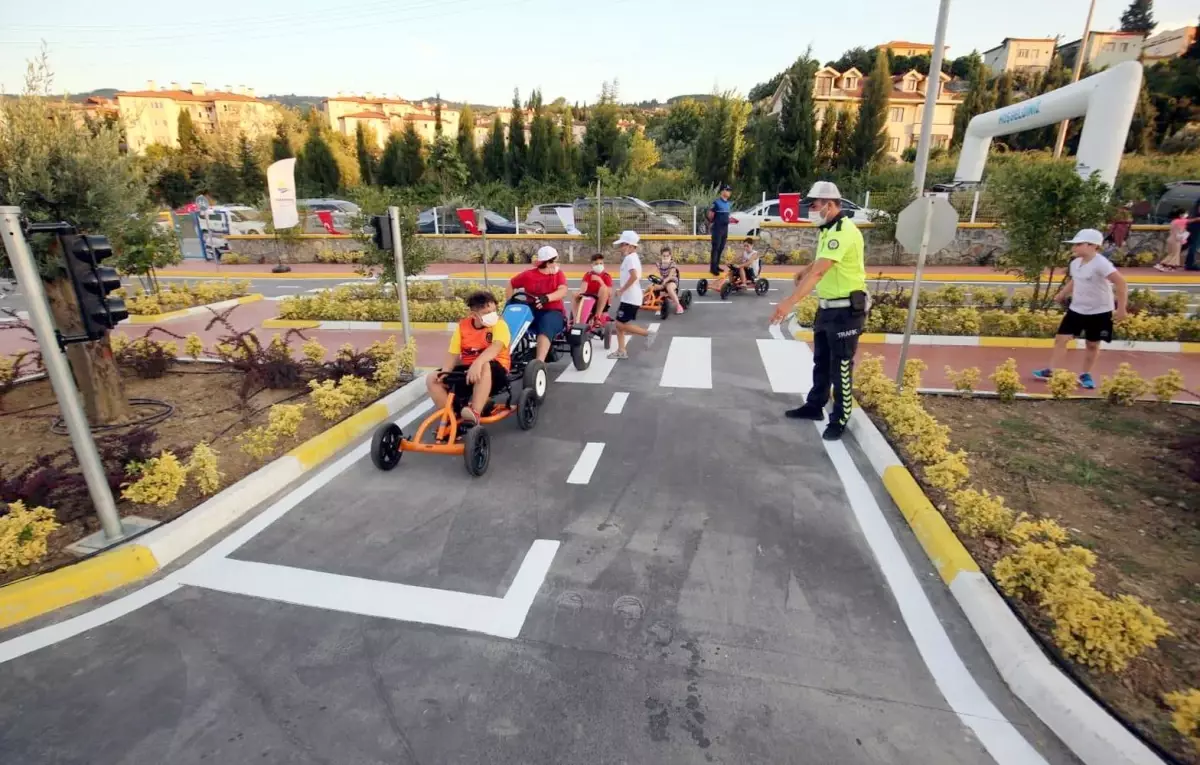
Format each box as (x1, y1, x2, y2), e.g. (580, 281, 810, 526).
(806, 181, 842, 200)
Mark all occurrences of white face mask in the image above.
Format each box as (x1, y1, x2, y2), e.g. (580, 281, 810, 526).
(479, 311, 499, 327)
(591, 263, 604, 273)
(808, 208, 825, 225)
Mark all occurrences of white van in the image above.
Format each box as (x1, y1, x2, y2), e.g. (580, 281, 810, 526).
(198, 205, 267, 236)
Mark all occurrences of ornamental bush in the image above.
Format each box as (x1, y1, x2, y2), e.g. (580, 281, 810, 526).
(1152, 369, 1185, 403)
(994, 542, 1096, 599)
(944, 366, 980, 397)
(1042, 586, 1172, 672)
(1099, 363, 1148, 405)
(238, 403, 308, 459)
(1164, 689, 1200, 751)
(184, 333, 205, 359)
(990, 358, 1025, 402)
(1008, 515, 1069, 546)
(949, 488, 1014, 537)
(122, 451, 187, 506)
(1048, 369, 1078, 400)
(186, 442, 223, 496)
(0, 500, 59, 572)
(923, 450, 970, 491)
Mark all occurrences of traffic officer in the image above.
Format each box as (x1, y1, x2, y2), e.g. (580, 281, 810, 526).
(770, 181, 868, 441)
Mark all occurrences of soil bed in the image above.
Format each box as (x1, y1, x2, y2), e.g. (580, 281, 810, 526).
(890, 396, 1199, 763)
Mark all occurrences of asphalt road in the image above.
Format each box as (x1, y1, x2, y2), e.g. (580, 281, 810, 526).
(0, 283, 1082, 764)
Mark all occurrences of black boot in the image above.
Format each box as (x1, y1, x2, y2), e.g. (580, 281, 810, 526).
(821, 423, 846, 441)
(785, 404, 825, 420)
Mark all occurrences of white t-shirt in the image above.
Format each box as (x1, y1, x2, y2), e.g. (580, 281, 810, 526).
(1068, 254, 1117, 315)
(619, 251, 643, 306)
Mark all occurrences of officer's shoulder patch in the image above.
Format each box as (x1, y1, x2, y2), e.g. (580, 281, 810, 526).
(827, 239, 840, 250)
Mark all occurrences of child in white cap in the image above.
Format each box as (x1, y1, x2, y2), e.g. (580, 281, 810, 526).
(609, 230, 656, 359)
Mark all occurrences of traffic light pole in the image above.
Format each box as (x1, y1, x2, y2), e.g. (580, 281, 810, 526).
(0, 207, 124, 542)
(387, 207, 412, 342)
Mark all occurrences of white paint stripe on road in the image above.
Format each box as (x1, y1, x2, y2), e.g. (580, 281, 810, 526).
(493, 539, 560, 638)
(604, 392, 629, 414)
(274, 286, 300, 290)
(756, 338, 813, 394)
(782, 333, 1045, 764)
(557, 339, 624, 384)
(659, 337, 712, 389)
(566, 442, 605, 484)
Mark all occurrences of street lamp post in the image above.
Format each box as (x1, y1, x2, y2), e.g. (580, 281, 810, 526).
(1054, 0, 1098, 158)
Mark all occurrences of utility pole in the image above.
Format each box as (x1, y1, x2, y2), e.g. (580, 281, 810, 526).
(911, 0, 952, 195)
(1054, 0, 1097, 158)
(387, 207, 412, 341)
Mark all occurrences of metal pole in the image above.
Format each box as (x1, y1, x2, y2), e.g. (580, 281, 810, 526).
(692, 206, 697, 236)
(895, 197, 935, 385)
(478, 208, 490, 288)
(1054, 0, 1096, 158)
(969, 190, 980, 223)
(387, 206, 411, 341)
(864, 190, 871, 209)
(515, 206, 520, 234)
(911, 0, 952, 194)
(596, 178, 602, 253)
(0, 208, 124, 541)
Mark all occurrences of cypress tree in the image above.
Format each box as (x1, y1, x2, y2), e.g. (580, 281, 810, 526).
(355, 123, 376, 185)
(483, 114, 507, 182)
(456, 103, 480, 182)
(848, 49, 891, 171)
(507, 88, 528, 183)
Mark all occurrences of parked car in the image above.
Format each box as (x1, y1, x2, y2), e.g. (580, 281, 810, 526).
(930, 181, 979, 194)
(417, 206, 519, 234)
(1154, 181, 1200, 222)
(198, 205, 267, 236)
(523, 203, 573, 233)
(298, 198, 362, 216)
(573, 196, 686, 234)
(727, 198, 876, 237)
(648, 199, 703, 232)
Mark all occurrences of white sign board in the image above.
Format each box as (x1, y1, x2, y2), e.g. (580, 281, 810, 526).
(896, 196, 959, 254)
(555, 206, 580, 235)
(267, 158, 299, 230)
(195, 195, 210, 212)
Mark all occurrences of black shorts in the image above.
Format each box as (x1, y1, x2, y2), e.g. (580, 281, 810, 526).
(616, 302, 640, 323)
(449, 361, 508, 397)
(1057, 309, 1113, 343)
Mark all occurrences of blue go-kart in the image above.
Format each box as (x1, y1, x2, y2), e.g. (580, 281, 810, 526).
(505, 289, 593, 377)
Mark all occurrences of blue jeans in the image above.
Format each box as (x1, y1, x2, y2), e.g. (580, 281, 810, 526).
(531, 309, 565, 339)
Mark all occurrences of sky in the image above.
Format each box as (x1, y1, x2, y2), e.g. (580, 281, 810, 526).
(1, 0, 1197, 105)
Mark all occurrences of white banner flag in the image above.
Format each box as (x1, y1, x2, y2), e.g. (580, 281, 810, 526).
(555, 206, 580, 235)
(267, 158, 299, 230)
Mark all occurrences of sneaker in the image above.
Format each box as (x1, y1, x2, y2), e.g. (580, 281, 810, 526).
(607, 349, 628, 360)
(675, 304, 685, 314)
(821, 424, 846, 441)
(460, 407, 480, 426)
(645, 327, 659, 348)
(1154, 263, 1168, 272)
(1032, 368, 1052, 380)
(785, 404, 825, 420)
(1079, 373, 1096, 390)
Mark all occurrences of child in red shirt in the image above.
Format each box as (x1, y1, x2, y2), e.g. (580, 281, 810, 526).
(574, 252, 612, 323)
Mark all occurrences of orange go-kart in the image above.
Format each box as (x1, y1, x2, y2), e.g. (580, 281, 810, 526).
(370, 368, 540, 477)
(696, 266, 769, 300)
(641, 274, 693, 319)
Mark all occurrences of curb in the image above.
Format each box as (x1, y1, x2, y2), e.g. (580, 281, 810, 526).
(792, 327, 1200, 354)
(263, 319, 455, 331)
(0, 374, 429, 630)
(125, 294, 264, 324)
(158, 270, 360, 279)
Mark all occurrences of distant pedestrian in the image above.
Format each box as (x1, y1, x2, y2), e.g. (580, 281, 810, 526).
(707, 184, 733, 276)
(1185, 196, 1200, 272)
(1033, 228, 1128, 390)
(608, 230, 656, 360)
(1156, 208, 1189, 271)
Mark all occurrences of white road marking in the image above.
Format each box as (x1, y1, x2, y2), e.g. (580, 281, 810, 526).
(756, 338, 813, 394)
(659, 337, 712, 389)
(605, 392, 629, 414)
(566, 442, 605, 484)
(782, 332, 1045, 764)
(557, 339, 625, 384)
(274, 286, 300, 291)
(688, 300, 732, 305)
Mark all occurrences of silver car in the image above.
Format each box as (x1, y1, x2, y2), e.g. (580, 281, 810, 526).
(523, 203, 573, 233)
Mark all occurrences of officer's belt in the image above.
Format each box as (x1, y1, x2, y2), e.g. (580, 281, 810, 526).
(817, 298, 853, 309)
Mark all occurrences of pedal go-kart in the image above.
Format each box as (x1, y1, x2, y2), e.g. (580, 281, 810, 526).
(696, 266, 769, 300)
(641, 274, 693, 319)
(508, 289, 594, 371)
(571, 292, 615, 350)
(370, 295, 549, 477)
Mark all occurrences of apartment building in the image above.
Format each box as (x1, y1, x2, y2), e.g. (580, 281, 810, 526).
(1058, 30, 1146, 71)
(876, 40, 950, 59)
(982, 38, 1058, 74)
(323, 94, 461, 148)
(116, 81, 277, 153)
(1140, 25, 1196, 63)
(768, 67, 960, 158)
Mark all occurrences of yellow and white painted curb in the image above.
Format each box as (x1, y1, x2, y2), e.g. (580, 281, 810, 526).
(262, 318, 455, 332)
(125, 293, 264, 324)
(792, 326, 1200, 354)
(0, 374, 428, 631)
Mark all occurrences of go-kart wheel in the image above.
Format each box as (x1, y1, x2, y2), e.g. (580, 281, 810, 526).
(696, 278, 708, 296)
(516, 387, 539, 430)
(602, 322, 613, 350)
(659, 300, 670, 320)
(523, 359, 548, 401)
(463, 426, 491, 477)
(571, 337, 592, 370)
(681, 289, 693, 309)
(719, 281, 733, 300)
(370, 423, 403, 471)
(755, 278, 770, 296)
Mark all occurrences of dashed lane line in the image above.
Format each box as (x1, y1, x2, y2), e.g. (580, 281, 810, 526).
(604, 392, 629, 414)
(566, 442, 605, 484)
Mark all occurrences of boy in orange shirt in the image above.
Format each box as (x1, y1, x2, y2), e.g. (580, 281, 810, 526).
(428, 291, 512, 425)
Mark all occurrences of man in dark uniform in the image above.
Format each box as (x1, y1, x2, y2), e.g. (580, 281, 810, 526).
(707, 184, 733, 276)
(770, 181, 868, 441)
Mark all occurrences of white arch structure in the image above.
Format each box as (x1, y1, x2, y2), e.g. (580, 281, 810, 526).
(954, 60, 1143, 189)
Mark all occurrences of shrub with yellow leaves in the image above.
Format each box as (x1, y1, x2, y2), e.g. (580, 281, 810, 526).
(309, 379, 352, 420)
(1007, 515, 1069, 546)
(1151, 369, 1185, 404)
(854, 354, 897, 409)
(944, 366, 980, 397)
(1042, 586, 1171, 672)
(990, 358, 1025, 402)
(901, 358, 927, 393)
(396, 337, 417, 374)
(302, 338, 327, 365)
(122, 451, 188, 506)
(1099, 363, 1148, 406)
(109, 332, 131, 354)
(238, 403, 308, 459)
(1164, 689, 1200, 751)
(1048, 369, 1078, 400)
(949, 487, 1015, 537)
(923, 450, 970, 491)
(0, 500, 60, 572)
(793, 297, 818, 327)
(994, 542, 1096, 599)
(186, 442, 223, 496)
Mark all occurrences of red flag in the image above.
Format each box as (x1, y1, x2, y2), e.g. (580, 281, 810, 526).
(456, 208, 480, 235)
(316, 210, 341, 234)
(779, 193, 801, 223)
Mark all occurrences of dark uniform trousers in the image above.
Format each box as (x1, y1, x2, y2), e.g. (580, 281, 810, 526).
(805, 305, 867, 428)
(709, 226, 728, 275)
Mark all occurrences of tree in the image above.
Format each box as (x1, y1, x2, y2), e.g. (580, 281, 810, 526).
(992, 161, 1111, 305)
(398, 120, 425, 186)
(507, 88, 528, 184)
(1126, 77, 1157, 153)
(237, 133, 265, 199)
(692, 91, 749, 186)
(816, 108, 838, 173)
(206, 159, 241, 202)
(949, 51, 983, 80)
(378, 133, 403, 187)
(777, 57, 819, 191)
(581, 83, 626, 182)
(527, 89, 554, 181)
(0, 54, 142, 423)
(483, 115, 507, 182)
(827, 46, 875, 74)
(177, 109, 202, 157)
(952, 69, 995, 148)
(830, 108, 854, 169)
(558, 107, 579, 179)
(110, 212, 182, 294)
(297, 127, 340, 196)
(748, 71, 787, 103)
(271, 121, 293, 161)
(627, 129, 660, 175)
(427, 100, 467, 191)
(1119, 0, 1155, 34)
(847, 49, 891, 172)
(355, 123, 377, 186)
(456, 103, 480, 182)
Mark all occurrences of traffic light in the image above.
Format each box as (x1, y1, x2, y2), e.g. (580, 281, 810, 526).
(60, 233, 127, 340)
(369, 213, 393, 251)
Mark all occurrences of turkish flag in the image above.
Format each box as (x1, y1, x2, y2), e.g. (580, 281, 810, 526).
(315, 210, 341, 234)
(456, 208, 480, 235)
(779, 193, 801, 223)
